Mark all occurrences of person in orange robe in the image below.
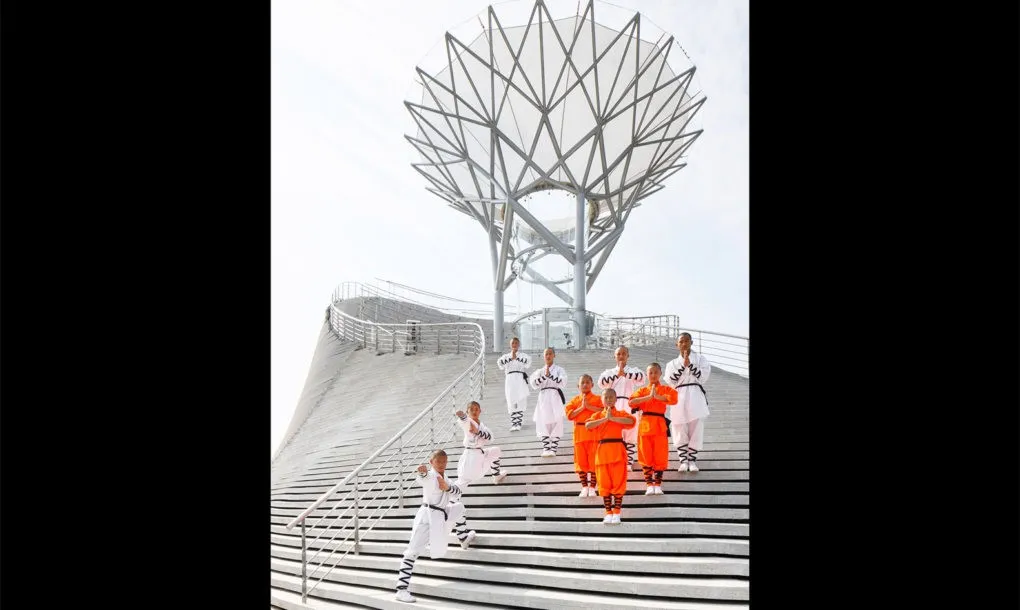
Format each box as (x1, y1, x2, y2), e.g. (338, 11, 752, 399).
(585, 388, 636, 524)
(565, 374, 604, 498)
(629, 363, 679, 495)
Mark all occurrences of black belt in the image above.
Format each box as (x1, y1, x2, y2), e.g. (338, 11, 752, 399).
(639, 411, 666, 419)
(508, 370, 529, 384)
(423, 503, 448, 520)
(677, 382, 707, 396)
(598, 438, 624, 445)
(676, 382, 708, 404)
(615, 396, 629, 400)
(541, 387, 566, 404)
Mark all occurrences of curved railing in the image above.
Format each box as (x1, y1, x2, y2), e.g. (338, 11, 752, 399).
(592, 315, 748, 376)
(284, 303, 486, 602)
(512, 309, 749, 376)
(332, 280, 518, 320)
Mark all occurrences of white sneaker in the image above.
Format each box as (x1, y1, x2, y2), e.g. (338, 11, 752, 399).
(644, 487, 655, 495)
(654, 486, 664, 495)
(587, 486, 598, 497)
(611, 513, 621, 524)
(395, 589, 416, 603)
(602, 513, 613, 524)
(460, 530, 477, 549)
(541, 450, 554, 457)
(493, 471, 508, 485)
(688, 462, 699, 473)
(578, 487, 589, 497)
(678, 461, 689, 473)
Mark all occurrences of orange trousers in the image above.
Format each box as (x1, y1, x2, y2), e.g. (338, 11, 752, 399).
(573, 440, 596, 473)
(596, 459, 628, 497)
(638, 432, 670, 471)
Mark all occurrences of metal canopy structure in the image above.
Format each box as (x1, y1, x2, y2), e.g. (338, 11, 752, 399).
(405, 0, 705, 351)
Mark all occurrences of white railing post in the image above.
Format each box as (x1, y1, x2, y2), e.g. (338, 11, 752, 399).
(301, 522, 307, 602)
(353, 475, 360, 555)
(398, 436, 405, 508)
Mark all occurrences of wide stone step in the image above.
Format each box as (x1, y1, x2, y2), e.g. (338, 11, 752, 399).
(271, 559, 750, 607)
(271, 552, 749, 600)
(271, 575, 493, 609)
(271, 493, 749, 512)
(273, 517, 748, 539)
(271, 525, 749, 556)
(271, 503, 748, 522)
(305, 449, 750, 471)
(272, 480, 749, 499)
(269, 538, 749, 576)
(272, 469, 750, 494)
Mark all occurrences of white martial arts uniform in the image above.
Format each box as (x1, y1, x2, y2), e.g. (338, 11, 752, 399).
(396, 467, 472, 591)
(598, 365, 646, 466)
(496, 351, 531, 428)
(453, 414, 502, 489)
(530, 363, 567, 454)
(664, 351, 711, 464)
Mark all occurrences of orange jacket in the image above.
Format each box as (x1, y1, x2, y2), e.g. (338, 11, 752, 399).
(591, 407, 636, 465)
(629, 383, 678, 415)
(630, 383, 678, 436)
(565, 392, 604, 443)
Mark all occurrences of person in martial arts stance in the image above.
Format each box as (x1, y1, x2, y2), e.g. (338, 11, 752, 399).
(598, 346, 645, 470)
(530, 347, 567, 457)
(629, 363, 678, 494)
(565, 374, 604, 497)
(496, 337, 531, 431)
(453, 401, 508, 488)
(585, 388, 635, 524)
(394, 449, 476, 604)
(664, 333, 712, 473)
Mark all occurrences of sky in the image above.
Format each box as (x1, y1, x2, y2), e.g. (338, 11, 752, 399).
(271, 0, 748, 456)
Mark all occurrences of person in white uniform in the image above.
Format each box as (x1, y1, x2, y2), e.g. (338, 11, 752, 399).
(394, 449, 476, 603)
(496, 337, 531, 431)
(664, 333, 711, 473)
(453, 401, 508, 489)
(530, 347, 567, 457)
(598, 346, 646, 470)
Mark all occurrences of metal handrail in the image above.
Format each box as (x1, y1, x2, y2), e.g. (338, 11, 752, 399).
(333, 280, 518, 320)
(283, 302, 486, 602)
(591, 316, 749, 376)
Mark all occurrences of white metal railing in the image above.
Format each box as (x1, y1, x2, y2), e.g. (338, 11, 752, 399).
(332, 280, 517, 320)
(284, 303, 485, 602)
(591, 315, 748, 376)
(511, 310, 749, 376)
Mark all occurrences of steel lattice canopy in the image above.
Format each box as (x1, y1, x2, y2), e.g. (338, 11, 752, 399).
(404, 0, 705, 246)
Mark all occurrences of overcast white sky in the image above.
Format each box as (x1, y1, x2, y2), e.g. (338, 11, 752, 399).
(271, 0, 748, 456)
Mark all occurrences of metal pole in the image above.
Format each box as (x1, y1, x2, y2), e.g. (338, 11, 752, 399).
(542, 309, 549, 349)
(398, 436, 405, 508)
(353, 475, 360, 555)
(573, 190, 586, 349)
(493, 288, 504, 354)
(301, 521, 307, 602)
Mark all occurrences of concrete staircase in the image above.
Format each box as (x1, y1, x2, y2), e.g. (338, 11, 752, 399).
(272, 321, 749, 609)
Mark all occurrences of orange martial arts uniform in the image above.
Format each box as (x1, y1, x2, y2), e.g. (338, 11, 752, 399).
(592, 407, 636, 500)
(630, 383, 679, 472)
(565, 392, 603, 476)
